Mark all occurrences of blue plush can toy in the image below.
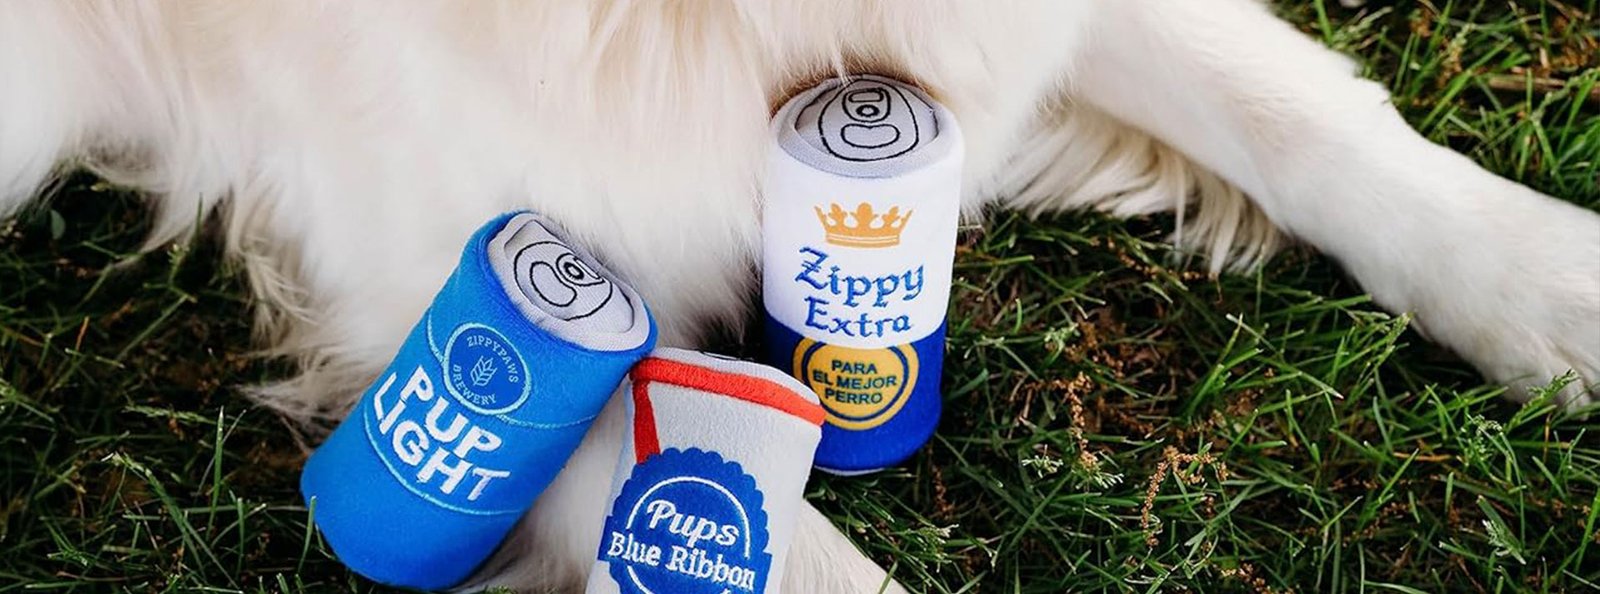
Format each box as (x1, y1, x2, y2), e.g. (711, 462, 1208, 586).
(301, 212, 656, 589)
(761, 75, 963, 474)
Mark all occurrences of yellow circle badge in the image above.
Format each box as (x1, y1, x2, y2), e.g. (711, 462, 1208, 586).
(792, 340, 918, 430)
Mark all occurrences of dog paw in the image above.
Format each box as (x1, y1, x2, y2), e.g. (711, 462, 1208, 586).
(1400, 187, 1600, 410)
(1448, 291, 1600, 411)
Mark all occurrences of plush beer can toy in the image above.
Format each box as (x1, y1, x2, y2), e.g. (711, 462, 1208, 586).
(762, 75, 963, 474)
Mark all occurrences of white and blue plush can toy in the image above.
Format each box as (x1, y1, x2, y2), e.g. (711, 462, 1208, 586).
(762, 75, 963, 474)
(301, 212, 656, 589)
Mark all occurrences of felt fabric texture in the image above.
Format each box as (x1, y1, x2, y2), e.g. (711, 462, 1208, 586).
(490, 216, 637, 336)
(587, 349, 824, 594)
(762, 75, 964, 474)
(300, 212, 656, 590)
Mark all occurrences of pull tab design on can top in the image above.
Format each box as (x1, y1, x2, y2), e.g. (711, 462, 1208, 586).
(794, 76, 939, 163)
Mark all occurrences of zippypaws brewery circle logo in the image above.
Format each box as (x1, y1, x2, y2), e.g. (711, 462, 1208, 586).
(793, 340, 917, 430)
(442, 323, 531, 415)
(598, 448, 771, 594)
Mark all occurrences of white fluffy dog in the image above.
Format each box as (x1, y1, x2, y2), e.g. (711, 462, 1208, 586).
(2, 1, 1596, 591)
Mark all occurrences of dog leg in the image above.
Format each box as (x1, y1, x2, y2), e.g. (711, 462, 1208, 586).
(781, 505, 908, 593)
(995, 101, 1287, 274)
(1067, 0, 1599, 407)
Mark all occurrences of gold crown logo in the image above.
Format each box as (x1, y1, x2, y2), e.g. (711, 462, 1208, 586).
(814, 202, 913, 248)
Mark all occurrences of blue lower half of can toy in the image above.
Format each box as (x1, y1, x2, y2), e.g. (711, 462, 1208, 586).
(763, 314, 943, 474)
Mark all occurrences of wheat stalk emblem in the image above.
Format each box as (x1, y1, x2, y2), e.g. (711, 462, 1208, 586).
(469, 356, 498, 387)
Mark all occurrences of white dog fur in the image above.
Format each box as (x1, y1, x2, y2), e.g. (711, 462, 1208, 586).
(2, 1, 1596, 591)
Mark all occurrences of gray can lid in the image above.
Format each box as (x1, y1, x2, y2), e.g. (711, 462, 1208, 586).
(776, 75, 953, 179)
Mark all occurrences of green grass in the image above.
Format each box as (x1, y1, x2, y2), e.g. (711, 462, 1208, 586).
(3, 1, 1598, 592)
